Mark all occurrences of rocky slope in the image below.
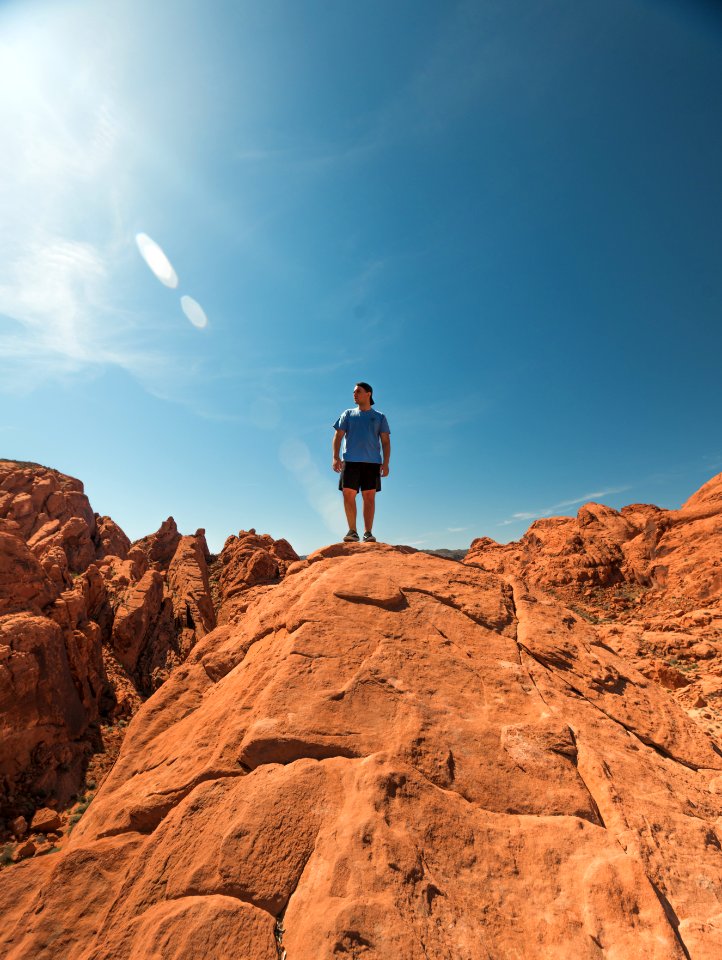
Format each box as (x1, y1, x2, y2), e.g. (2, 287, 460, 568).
(466, 473, 722, 743)
(0, 461, 297, 841)
(1, 540, 721, 958)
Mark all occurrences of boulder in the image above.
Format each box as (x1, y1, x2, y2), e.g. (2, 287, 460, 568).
(30, 807, 62, 833)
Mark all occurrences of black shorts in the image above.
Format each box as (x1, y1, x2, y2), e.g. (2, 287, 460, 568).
(339, 461, 381, 493)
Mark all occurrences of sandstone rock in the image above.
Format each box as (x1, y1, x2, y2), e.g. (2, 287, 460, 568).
(30, 808, 62, 833)
(2, 545, 719, 959)
(0, 613, 89, 816)
(217, 528, 299, 623)
(27, 516, 96, 573)
(0, 463, 234, 817)
(0, 532, 57, 616)
(11, 815, 27, 838)
(690, 641, 717, 660)
(133, 518, 181, 571)
(466, 472, 722, 743)
(167, 535, 216, 653)
(102, 650, 143, 719)
(654, 663, 692, 690)
(11, 839, 35, 862)
(94, 515, 131, 561)
(0, 461, 96, 545)
(111, 569, 164, 673)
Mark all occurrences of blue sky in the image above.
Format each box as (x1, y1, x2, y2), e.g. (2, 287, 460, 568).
(1, 0, 721, 554)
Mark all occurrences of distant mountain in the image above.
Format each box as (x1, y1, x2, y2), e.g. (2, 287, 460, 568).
(423, 547, 467, 562)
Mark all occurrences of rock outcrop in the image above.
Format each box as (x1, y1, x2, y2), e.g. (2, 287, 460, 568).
(0, 461, 300, 831)
(1, 543, 720, 958)
(466, 473, 722, 743)
(216, 527, 299, 623)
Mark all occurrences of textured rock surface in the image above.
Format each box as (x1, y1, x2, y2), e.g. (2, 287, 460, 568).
(133, 517, 182, 571)
(215, 527, 299, 624)
(2, 544, 720, 958)
(95, 515, 131, 561)
(467, 473, 722, 743)
(0, 464, 218, 820)
(0, 461, 300, 836)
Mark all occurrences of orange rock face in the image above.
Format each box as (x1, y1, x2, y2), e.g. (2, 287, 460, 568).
(2, 544, 720, 959)
(0, 467, 191, 815)
(466, 472, 722, 744)
(216, 527, 299, 623)
(0, 461, 300, 831)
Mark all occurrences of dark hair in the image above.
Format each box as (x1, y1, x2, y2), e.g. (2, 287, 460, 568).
(356, 381, 374, 405)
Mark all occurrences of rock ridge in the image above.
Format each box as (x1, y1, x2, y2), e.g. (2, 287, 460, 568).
(1, 542, 720, 958)
(0, 461, 298, 828)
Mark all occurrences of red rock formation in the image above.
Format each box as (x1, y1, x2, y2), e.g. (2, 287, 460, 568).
(167, 534, 216, 654)
(466, 472, 722, 743)
(0, 463, 230, 821)
(217, 527, 299, 623)
(0, 460, 96, 545)
(0, 531, 57, 616)
(94, 515, 131, 561)
(0, 613, 90, 812)
(1, 544, 720, 958)
(111, 569, 165, 673)
(132, 517, 182, 571)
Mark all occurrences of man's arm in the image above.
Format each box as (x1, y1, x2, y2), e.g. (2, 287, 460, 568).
(332, 429, 345, 472)
(380, 432, 390, 477)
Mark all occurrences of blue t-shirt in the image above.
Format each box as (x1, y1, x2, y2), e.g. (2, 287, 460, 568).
(333, 408, 391, 463)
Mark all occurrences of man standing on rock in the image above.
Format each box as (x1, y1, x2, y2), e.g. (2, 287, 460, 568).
(332, 382, 391, 543)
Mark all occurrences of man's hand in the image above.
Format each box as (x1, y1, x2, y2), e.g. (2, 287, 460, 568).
(380, 433, 390, 479)
(332, 430, 345, 472)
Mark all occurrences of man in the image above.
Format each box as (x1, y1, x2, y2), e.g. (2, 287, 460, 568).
(332, 382, 391, 543)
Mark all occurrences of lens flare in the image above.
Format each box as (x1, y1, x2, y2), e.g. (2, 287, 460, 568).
(134, 232, 178, 288)
(180, 295, 208, 329)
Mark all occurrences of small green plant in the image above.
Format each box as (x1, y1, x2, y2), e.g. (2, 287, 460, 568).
(666, 657, 697, 674)
(569, 605, 601, 625)
(1, 844, 13, 866)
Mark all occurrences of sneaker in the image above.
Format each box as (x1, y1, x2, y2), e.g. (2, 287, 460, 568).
(343, 529, 359, 542)
(363, 531, 376, 542)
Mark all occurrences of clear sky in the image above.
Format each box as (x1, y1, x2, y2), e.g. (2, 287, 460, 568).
(1, 0, 721, 554)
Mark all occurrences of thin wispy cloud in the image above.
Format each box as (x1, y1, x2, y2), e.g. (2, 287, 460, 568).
(498, 485, 632, 527)
(279, 439, 340, 535)
(0, 15, 209, 403)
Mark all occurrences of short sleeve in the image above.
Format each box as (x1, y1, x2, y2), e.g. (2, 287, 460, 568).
(333, 410, 348, 431)
(379, 414, 390, 434)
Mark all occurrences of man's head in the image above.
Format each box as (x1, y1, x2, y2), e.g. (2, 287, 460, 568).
(354, 382, 374, 407)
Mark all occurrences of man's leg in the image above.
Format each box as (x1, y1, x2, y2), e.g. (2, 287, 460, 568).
(343, 488, 358, 531)
(362, 489, 376, 533)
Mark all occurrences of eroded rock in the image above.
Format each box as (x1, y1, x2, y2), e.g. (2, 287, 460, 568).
(2, 545, 719, 958)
